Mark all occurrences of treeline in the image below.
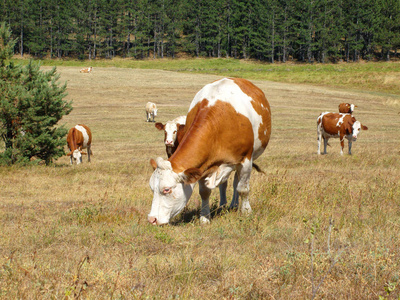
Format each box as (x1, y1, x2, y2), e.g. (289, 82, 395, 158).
(2, 0, 400, 63)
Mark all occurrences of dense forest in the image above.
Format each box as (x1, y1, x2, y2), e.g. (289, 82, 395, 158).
(1, 0, 400, 63)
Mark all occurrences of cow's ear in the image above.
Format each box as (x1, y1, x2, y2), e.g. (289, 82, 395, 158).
(150, 158, 157, 170)
(182, 168, 202, 184)
(155, 123, 165, 130)
(361, 124, 368, 130)
(178, 124, 185, 131)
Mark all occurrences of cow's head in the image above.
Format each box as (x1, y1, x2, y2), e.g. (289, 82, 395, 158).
(148, 157, 201, 225)
(155, 122, 185, 146)
(350, 120, 368, 141)
(73, 149, 82, 164)
(68, 149, 86, 164)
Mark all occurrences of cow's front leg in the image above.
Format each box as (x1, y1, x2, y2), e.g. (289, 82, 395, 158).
(236, 158, 253, 215)
(87, 145, 91, 162)
(348, 140, 353, 155)
(199, 179, 211, 224)
(340, 135, 345, 155)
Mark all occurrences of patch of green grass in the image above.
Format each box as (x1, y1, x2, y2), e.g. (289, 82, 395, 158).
(11, 57, 400, 96)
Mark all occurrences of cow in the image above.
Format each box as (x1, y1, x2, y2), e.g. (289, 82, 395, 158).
(80, 67, 92, 73)
(148, 78, 271, 226)
(146, 102, 158, 122)
(317, 112, 368, 155)
(155, 115, 187, 158)
(67, 124, 92, 164)
(338, 103, 356, 114)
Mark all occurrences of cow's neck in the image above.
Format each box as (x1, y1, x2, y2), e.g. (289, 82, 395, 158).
(169, 121, 217, 174)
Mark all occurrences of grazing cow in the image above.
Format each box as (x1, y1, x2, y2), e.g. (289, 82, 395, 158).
(80, 67, 92, 73)
(338, 103, 356, 114)
(148, 78, 271, 225)
(317, 112, 368, 155)
(146, 102, 158, 122)
(67, 124, 92, 164)
(155, 115, 187, 158)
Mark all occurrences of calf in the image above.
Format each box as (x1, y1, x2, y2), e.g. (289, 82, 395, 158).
(317, 112, 367, 155)
(67, 124, 92, 164)
(155, 115, 187, 158)
(145, 102, 158, 122)
(80, 67, 92, 73)
(338, 103, 356, 114)
(148, 78, 271, 225)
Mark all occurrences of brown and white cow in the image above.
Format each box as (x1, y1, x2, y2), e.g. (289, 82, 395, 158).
(148, 78, 271, 225)
(67, 124, 92, 164)
(155, 115, 186, 158)
(338, 103, 356, 114)
(80, 67, 92, 73)
(145, 102, 158, 122)
(317, 112, 368, 155)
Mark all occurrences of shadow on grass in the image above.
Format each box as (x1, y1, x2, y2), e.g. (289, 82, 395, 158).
(170, 202, 238, 226)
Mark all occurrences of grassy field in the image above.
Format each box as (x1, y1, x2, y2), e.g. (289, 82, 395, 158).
(1, 64, 400, 299)
(13, 57, 400, 97)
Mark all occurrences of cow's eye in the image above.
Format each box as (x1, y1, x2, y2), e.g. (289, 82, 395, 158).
(173, 131, 177, 134)
(162, 187, 172, 194)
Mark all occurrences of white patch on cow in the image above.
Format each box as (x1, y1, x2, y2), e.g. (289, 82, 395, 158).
(350, 104, 355, 113)
(189, 78, 263, 160)
(336, 113, 347, 127)
(75, 125, 89, 148)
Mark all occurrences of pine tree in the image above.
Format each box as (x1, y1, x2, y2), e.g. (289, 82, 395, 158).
(0, 22, 73, 165)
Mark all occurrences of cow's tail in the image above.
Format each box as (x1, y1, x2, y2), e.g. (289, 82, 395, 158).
(252, 163, 265, 174)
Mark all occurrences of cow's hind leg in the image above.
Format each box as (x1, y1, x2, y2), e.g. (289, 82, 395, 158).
(323, 137, 329, 154)
(199, 179, 212, 224)
(235, 158, 253, 214)
(317, 124, 322, 155)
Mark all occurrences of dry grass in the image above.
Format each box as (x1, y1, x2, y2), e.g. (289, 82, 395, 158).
(1, 67, 399, 299)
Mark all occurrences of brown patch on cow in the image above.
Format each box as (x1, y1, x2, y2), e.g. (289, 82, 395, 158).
(320, 113, 358, 137)
(232, 78, 272, 149)
(170, 99, 254, 175)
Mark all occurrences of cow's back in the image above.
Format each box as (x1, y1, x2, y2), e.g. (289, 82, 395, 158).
(75, 124, 92, 148)
(146, 102, 156, 112)
(177, 78, 270, 167)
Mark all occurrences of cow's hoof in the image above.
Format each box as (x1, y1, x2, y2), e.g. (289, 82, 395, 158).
(200, 216, 210, 225)
(241, 201, 252, 215)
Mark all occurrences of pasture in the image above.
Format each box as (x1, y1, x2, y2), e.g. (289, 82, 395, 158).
(1, 66, 399, 299)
